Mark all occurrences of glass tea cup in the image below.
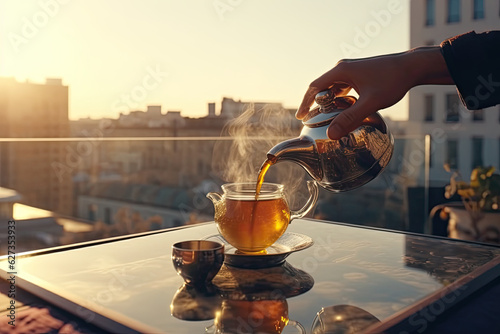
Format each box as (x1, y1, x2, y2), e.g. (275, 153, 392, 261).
(206, 181, 318, 254)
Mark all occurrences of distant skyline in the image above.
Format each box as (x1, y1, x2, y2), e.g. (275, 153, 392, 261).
(1, 0, 410, 120)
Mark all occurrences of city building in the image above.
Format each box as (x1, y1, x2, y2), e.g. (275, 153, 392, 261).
(408, 0, 500, 184)
(220, 97, 284, 119)
(77, 182, 212, 229)
(0, 186, 95, 256)
(0, 77, 73, 216)
(70, 98, 300, 225)
(117, 105, 187, 128)
(0, 187, 21, 219)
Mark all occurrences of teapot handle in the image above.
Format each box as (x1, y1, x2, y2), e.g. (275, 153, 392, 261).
(290, 181, 319, 222)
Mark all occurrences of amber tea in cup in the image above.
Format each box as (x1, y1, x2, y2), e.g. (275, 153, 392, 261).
(217, 193, 289, 253)
(207, 181, 318, 254)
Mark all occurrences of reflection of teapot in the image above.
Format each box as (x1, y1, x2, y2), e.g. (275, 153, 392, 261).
(266, 88, 394, 192)
(207, 298, 305, 334)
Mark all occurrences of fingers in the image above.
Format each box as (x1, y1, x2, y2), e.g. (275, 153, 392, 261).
(326, 97, 374, 140)
(296, 82, 352, 120)
(296, 87, 319, 120)
(324, 82, 351, 96)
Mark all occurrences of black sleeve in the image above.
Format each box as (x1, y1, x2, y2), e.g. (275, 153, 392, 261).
(440, 30, 500, 110)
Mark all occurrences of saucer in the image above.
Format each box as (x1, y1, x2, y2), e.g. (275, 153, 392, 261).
(212, 261, 315, 299)
(203, 232, 313, 269)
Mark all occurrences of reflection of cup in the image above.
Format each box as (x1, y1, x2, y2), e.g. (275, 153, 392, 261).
(171, 240, 224, 287)
(208, 298, 305, 334)
(170, 283, 221, 321)
(207, 181, 318, 253)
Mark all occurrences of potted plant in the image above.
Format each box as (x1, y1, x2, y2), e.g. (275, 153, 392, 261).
(443, 165, 500, 243)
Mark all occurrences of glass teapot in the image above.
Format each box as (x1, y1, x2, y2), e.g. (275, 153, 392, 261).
(266, 88, 394, 192)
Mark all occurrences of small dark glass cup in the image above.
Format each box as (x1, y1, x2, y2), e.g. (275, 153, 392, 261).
(172, 240, 224, 287)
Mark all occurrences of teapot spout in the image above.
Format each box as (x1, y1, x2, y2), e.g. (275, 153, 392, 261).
(267, 136, 323, 182)
(206, 192, 222, 206)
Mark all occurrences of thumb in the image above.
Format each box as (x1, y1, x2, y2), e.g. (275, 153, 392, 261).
(327, 97, 375, 140)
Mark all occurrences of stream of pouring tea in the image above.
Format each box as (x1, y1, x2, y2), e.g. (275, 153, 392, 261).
(255, 158, 273, 199)
(247, 157, 275, 253)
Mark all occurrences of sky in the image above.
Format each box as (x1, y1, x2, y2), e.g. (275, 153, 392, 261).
(0, 0, 410, 120)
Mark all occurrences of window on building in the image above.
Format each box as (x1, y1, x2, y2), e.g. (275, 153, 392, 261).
(424, 95, 434, 121)
(446, 93, 460, 122)
(471, 137, 483, 168)
(446, 139, 459, 169)
(88, 204, 96, 221)
(198, 160, 205, 175)
(104, 207, 112, 224)
(472, 109, 484, 121)
(130, 162, 138, 173)
(473, 0, 485, 19)
(447, 0, 461, 23)
(426, 0, 436, 25)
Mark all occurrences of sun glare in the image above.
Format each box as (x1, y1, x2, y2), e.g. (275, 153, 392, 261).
(1, 1, 409, 120)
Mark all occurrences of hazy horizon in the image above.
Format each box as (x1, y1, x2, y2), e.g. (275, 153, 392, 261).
(1, 0, 410, 121)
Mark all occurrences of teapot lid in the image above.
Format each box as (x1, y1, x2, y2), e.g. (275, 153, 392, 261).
(302, 89, 357, 127)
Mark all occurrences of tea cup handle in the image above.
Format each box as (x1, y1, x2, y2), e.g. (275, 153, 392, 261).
(205, 324, 217, 333)
(290, 180, 319, 221)
(288, 320, 306, 333)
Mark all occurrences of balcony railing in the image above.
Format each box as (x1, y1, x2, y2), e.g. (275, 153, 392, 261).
(0, 136, 498, 255)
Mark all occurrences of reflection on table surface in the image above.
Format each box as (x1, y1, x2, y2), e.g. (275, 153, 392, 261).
(1, 219, 499, 333)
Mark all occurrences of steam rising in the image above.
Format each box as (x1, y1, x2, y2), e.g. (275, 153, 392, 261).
(212, 103, 308, 208)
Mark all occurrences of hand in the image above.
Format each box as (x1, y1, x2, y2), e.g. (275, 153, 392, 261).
(296, 46, 453, 140)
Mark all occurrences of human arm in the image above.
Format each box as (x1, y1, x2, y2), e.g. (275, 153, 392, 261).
(296, 30, 500, 140)
(295, 46, 453, 140)
(441, 30, 500, 110)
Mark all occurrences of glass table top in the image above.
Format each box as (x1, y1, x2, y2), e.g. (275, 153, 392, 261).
(1, 219, 500, 333)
